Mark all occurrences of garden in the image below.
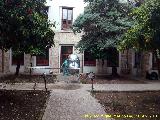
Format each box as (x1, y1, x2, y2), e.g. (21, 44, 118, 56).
(0, 90, 50, 120)
(92, 91, 160, 120)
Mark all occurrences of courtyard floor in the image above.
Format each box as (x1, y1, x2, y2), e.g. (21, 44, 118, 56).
(0, 74, 160, 120)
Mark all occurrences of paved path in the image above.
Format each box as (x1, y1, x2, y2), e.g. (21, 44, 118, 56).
(42, 89, 113, 120)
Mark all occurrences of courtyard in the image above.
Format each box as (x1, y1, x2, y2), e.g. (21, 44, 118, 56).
(0, 74, 160, 120)
(0, 0, 160, 119)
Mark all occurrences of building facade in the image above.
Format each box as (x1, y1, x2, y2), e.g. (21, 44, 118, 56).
(0, 0, 158, 78)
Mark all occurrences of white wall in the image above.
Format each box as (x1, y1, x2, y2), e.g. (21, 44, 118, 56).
(46, 0, 127, 31)
(119, 0, 128, 3)
(83, 66, 97, 73)
(46, 0, 86, 31)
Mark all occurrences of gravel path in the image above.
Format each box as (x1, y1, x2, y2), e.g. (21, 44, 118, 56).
(42, 89, 113, 120)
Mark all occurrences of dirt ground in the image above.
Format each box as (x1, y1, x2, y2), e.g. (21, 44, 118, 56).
(0, 74, 148, 84)
(0, 90, 50, 120)
(92, 91, 160, 120)
(80, 75, 147, 84)
(81, 78, 147, 84)
(0, 74, 56, 83)
(0, 74, 160, 120)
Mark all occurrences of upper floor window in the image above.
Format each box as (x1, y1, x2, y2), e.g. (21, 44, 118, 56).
(44, 6, 49, 18)
(62, 7, 73, 30)
(45, 6, 49, 13)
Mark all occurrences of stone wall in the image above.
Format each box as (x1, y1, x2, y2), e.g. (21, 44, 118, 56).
(141, 52, 151, 76)
(96, 59, 108, 74)
(0, 33, 152, 77)
(4, 51, 10, 73)
(0, 32, 83, 74)
(0, 50, 10, 73)
(120, 49, 152, 77)
(24, 54, 31, 74)
(51, 32, 82, 73)
(51, 44, 59, 73)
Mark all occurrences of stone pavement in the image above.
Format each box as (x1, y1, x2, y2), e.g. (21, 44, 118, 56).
(42, 89, 112, 120)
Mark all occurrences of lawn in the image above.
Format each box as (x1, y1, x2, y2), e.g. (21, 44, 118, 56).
(92, 91, 160, 120)
(0, 90, 50, 120)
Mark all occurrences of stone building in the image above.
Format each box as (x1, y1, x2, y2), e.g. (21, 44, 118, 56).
(0, 0, 158, 78)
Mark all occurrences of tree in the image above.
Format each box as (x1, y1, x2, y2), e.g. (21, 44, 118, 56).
(72, 0, 132, 58)
(72, 0, 132, 75)
(118, 0, 160, 73)
(0, 0, 55, 75)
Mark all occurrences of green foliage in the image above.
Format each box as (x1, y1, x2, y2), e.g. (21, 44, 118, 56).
(118, 0, 160, 52)
(0, 0, 55, 55)
(72, 0, 133, 59)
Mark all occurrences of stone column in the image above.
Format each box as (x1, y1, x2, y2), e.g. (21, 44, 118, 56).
(52, 44, 60, 73)
(24, 54, 31, 74)
(120, 49, 132, 75)
(4, 51, 10, 73)
(96, 59, 108, 74)
(141, 52, 150, 77)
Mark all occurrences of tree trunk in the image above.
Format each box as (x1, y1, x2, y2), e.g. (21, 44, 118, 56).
(112, 66, 119, 77)
(1, 49, 4, 73)
(30, 55, 32, 76)
(15, 58, 20, 76)
(155, 50, 160, 76)
(157, 58, 160, 76)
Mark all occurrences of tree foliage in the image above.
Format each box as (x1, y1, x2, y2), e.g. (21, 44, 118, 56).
(0, 0, 55, 55)
(118, 0, 160, 52)
(72, 0, 133, 59)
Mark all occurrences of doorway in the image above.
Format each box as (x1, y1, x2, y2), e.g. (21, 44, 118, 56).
(60, 46, 73, 72)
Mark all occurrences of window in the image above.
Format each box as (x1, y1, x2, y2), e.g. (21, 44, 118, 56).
(12, 52, 24, 65)
(45, 6, 49, 13)
(36, 50, 49, 66)
(62, 7, 73, 30)
(45, 6, 49, 15)
(84, 51, 96, 66)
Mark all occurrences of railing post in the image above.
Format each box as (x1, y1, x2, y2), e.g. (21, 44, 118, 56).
(88, 72, 95, 92)
(43, 72, 47, 91)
